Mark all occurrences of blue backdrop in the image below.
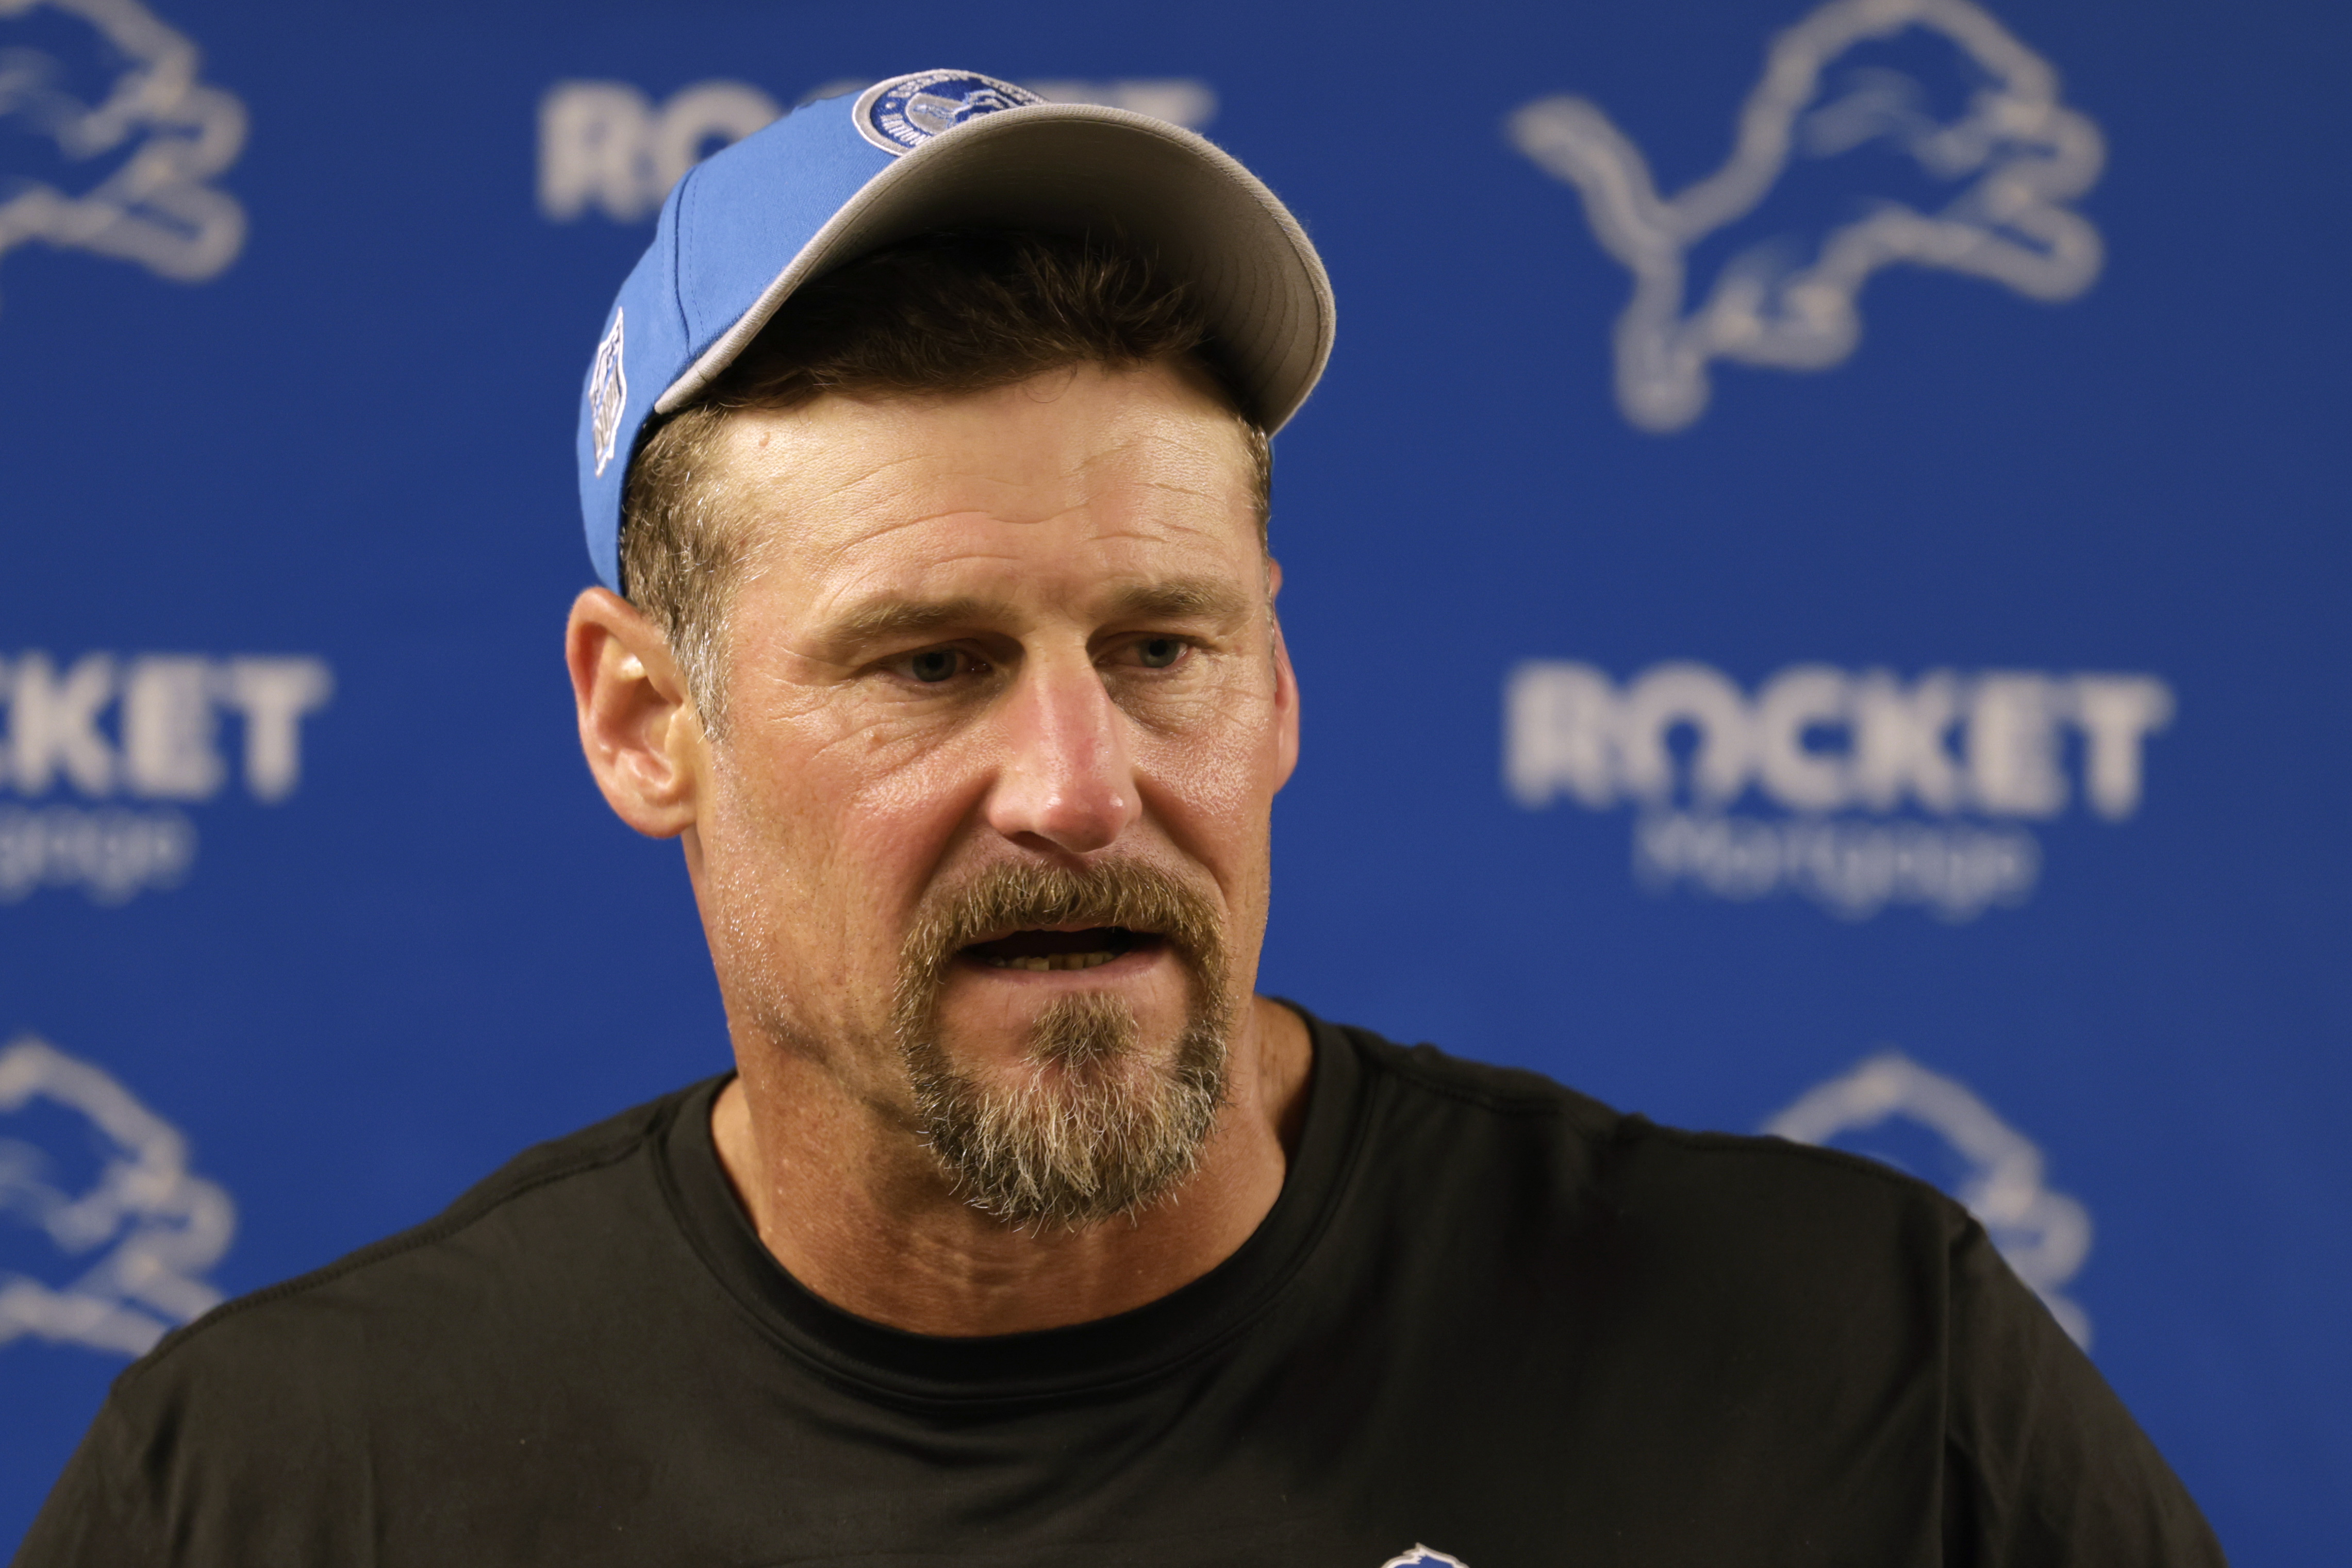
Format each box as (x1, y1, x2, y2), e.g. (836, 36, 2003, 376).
(5, 0, 2346, 1558)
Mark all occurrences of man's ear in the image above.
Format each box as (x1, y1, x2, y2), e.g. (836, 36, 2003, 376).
(566, 587, 701, 838)
(1266, 557, 1301, 792)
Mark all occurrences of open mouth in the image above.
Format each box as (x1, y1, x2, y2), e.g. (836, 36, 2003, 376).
(961, 927, 1159, 973)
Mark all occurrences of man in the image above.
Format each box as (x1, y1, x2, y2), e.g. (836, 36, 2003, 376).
(20, 71, 2223, 1566)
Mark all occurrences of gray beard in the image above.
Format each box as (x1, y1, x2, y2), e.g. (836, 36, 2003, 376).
(901, 992, 1229, 1230)
(891, 860, 1237, 1231)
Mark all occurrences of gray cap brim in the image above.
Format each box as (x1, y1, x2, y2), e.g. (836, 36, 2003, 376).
(654, 103, 1336, 431)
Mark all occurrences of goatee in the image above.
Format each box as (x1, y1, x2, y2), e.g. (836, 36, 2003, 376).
(893, 860, 1235, 1230)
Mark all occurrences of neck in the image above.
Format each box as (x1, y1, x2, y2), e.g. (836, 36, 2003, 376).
(709, 993, 1314, 1337)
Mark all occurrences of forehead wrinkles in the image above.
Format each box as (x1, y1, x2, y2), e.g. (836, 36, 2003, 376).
(727, 376, 1255, 556)
(754, 497, 1255, 651)
(842, 433, 1237, 547)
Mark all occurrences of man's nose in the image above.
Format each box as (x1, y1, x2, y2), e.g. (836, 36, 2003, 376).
(982, 653, 1141, 856)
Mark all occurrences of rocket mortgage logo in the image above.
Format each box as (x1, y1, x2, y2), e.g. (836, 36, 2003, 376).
(1505, 659, 2170, 921)
(0, 650, 332, 905)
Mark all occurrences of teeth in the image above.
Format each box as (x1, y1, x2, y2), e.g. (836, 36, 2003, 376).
(983, 952, 1118, 972)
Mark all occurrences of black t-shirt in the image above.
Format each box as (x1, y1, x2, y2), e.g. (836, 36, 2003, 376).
(18, 1012, 2225, 1566)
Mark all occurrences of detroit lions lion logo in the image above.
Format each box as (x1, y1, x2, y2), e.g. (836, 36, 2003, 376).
(1380, 1549, 1469, 1568)
(0, 1035, 236, 1356)
(0, 0, 248, 315)
(854, 69, 1044, 156)
(1508, 0, 2105, 431)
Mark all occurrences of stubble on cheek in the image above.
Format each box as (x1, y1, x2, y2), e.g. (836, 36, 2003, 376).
(697, 752, 905, 1090)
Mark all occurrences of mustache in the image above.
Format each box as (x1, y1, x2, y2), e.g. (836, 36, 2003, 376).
(895, 859, 1228, 1015)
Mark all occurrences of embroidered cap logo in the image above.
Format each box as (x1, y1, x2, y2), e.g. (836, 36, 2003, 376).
(853, 70, 1045, 156)
(589, 308, 627, 477)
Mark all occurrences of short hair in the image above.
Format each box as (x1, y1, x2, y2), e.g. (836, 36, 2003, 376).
(618, 228, 1274, 733)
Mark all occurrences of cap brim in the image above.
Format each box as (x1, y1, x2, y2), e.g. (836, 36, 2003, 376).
(651, 103, 1335, 433)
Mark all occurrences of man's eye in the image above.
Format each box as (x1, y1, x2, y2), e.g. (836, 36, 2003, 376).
(1134, 637, 1186, 670)
(902, 648, 966, 683)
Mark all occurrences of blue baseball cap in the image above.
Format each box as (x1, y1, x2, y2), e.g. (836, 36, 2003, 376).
(575, 69, 1337, 592)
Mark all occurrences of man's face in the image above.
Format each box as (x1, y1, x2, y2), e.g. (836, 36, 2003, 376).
(684, 360, 1297, 1225)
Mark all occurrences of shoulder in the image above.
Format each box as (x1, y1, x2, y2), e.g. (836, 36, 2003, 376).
(111, 1079, 715, 1416)
(29, 1083, 718, 1562)
(1319, 1019, 1998, 1419)
(1324, 1018, 1975, 1274)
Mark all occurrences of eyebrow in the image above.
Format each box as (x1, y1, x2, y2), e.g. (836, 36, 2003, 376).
(816, 576, 1253, 653)
(1102, 577, 1252, 624)
(824, 595, 1010, 648)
